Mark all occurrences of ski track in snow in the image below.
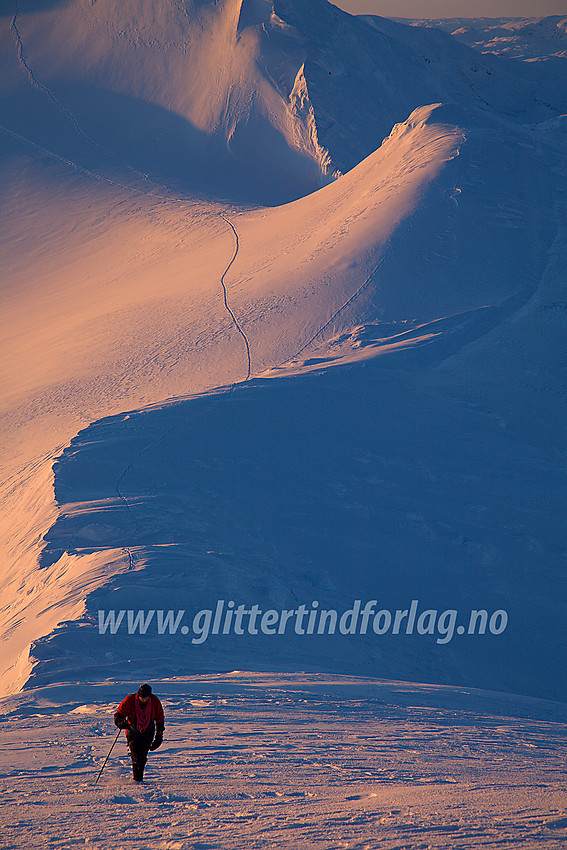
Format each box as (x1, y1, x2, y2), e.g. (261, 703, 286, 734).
(8, 2, 253, 387)
(110, 212, 252, 566)
(218, 214, 252, 382)
(6, 6, 207, 208)
(7, 6, 260, 580)
(0, 121, 182, 202)
(1, 675, 567, 849)
(3, 0, 567, 714)
(10, 1, 80, 131)
(10, 0, 161, 187)
(0, 134, 254, 584)
(0, 71, 254, 584)
(292, 132, 466, 362)
(292, 210, 424, 360)
(0, 138, 253, 593)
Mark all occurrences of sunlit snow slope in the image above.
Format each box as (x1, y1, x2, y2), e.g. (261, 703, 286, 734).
(1, 0, 566, 698)
(3, 674, 567, 849)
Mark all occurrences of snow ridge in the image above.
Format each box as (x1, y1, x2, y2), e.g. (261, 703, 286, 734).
(289, 63, 339, 181)
(2, 0, 566, 702)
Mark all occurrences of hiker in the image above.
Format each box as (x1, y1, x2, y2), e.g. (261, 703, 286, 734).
(114, 684, 165, 782)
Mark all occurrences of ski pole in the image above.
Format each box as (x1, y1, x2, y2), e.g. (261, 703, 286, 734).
(95, 727, 122, 784)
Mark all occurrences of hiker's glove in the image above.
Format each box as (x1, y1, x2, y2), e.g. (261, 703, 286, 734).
(149, 733, 163, 751)
(114, 714, 129, 730)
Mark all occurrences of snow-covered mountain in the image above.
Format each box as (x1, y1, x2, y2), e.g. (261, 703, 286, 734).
(1, 1, 566, 701)
(395, 15, 567, 61)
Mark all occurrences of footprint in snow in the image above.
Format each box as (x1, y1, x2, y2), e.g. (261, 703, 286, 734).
(110, 794, 138, 804)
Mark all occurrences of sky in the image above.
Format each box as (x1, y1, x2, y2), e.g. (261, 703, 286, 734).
(333, 0, 567, 17)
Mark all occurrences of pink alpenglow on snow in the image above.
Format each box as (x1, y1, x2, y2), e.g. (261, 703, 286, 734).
(1, 2, 567, 845)
(0, 0, 566, 720)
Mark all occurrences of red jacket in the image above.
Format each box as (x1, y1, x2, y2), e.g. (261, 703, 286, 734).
(115, 694, 165, 735)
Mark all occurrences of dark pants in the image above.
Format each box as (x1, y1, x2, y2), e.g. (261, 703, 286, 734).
(127, 728, 154, 781)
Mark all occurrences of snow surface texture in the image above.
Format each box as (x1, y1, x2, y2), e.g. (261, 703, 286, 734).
(1, 0, 566, 706)
(2, 674, 567, 849)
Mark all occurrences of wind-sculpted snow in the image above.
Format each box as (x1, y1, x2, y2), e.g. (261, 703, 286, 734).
(2, 0, 337, 204)
(1, 0, 566, 700)
(27, 294, 567, 700)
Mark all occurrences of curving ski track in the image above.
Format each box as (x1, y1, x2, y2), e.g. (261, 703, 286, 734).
(11, 0, 175, 189)
(8, 9, 255, 564)
(218, 214, 252, 381)
(110, 215, 251, 554)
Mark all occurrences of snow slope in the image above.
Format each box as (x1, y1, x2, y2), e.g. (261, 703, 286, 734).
(1, 673, 567, 849)
(1, 0, 566, 701)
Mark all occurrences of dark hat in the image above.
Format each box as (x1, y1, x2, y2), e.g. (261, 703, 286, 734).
(138, 684, 152, 697)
